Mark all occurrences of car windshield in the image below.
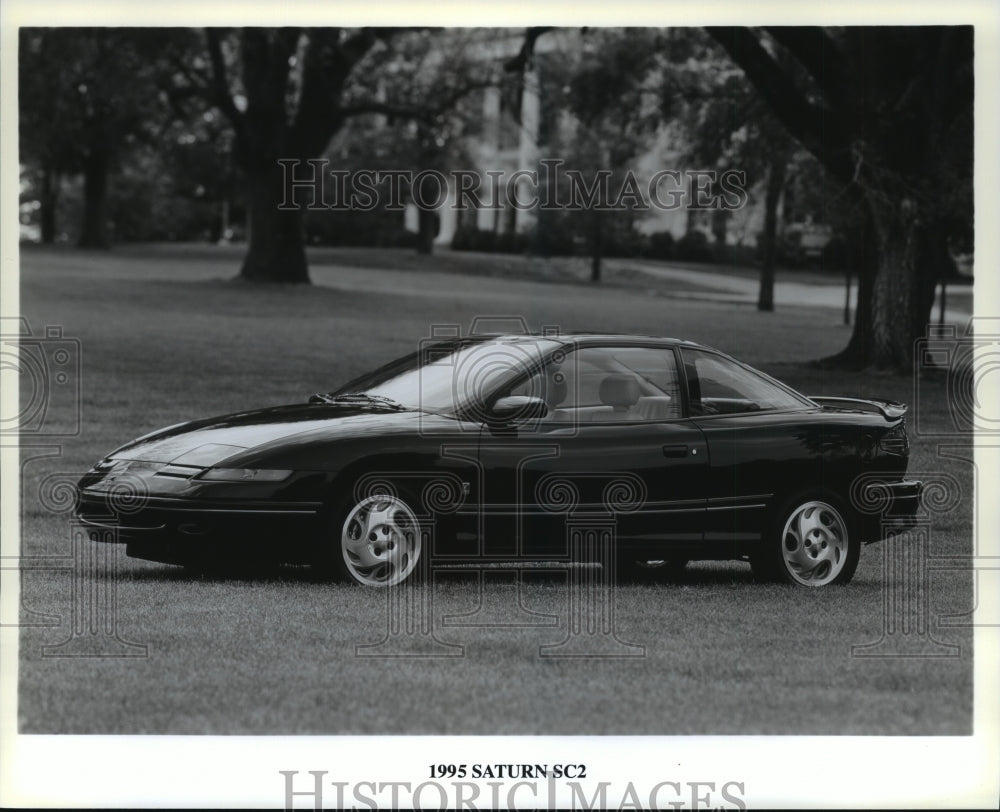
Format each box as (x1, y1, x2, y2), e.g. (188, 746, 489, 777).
(332, 337, 561, 414)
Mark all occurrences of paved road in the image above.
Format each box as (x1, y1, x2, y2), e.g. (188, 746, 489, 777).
(624, 259, 973, 325)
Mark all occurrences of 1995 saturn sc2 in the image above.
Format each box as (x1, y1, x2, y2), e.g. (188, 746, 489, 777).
(75, 333, 922, 587)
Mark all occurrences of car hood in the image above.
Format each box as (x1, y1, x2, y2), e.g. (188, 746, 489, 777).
(107, 403, 426, 466)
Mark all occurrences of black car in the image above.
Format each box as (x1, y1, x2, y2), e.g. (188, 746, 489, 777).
(76, 333, 921, 587)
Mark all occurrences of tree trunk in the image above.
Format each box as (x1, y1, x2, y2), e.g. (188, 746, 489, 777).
(705, 26, 971, 371)
(503, 204, 518, 237)
(843, 268, 852, 326)
(914, 220, 954, 335)
(712, 208, 730, 263)
(868, 208, 919, 368)
(39, 167, 60, 244)
(78, 148, 111, 249)
(416, 209, 438, 255)
(821, 234, 874, 370)
(822, 200, 941, 370)
(757, 150, 788, 311)
(868, 202, 942, 368)
(590, 211, 603, 283)
(818, 200, 877, 370)
(240, 163, 309, 283)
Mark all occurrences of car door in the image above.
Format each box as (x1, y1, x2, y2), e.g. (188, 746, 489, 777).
(679, 347, 819, 551)
(475, 343, 708, 560)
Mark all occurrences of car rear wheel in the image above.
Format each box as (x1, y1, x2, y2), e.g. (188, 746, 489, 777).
(334, 493, 422, 586)
(753, 495, 859, 586)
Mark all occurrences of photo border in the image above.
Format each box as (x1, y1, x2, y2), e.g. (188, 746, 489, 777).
(2, 1, 997, 808)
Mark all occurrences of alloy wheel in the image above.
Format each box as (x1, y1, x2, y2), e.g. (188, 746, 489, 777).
(780, 500, 849, 586)
(341, 494, 421, 586)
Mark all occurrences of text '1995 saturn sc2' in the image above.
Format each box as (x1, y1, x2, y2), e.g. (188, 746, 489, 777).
(76, 333, 922, 587)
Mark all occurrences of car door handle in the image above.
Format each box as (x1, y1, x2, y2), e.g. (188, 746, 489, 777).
(662, 444, 689, 458)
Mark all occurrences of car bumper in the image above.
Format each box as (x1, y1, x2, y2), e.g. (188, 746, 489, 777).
(861, 479, 923, 542)
(75, 491, 323, 565)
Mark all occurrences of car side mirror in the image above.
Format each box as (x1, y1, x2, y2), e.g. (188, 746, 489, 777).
(489, 395, 549, 423)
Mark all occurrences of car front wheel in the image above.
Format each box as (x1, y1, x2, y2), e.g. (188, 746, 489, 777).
(753, 495, 859, 586)
(334, 493, 422, 586)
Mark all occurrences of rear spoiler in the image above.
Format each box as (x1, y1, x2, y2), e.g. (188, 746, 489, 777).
(808, 396, 908, 420)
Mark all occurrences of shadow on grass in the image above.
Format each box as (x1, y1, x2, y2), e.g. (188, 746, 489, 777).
(122, 559, 765, 588)
(123, 561, 336, 586)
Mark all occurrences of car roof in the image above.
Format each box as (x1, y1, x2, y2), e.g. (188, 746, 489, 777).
(460, 332, 710, 350)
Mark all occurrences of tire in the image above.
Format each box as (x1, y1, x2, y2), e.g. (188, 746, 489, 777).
(752, 493, 859, 586)
(320, 490, 423, 587)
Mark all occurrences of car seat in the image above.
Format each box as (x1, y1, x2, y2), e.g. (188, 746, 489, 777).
(584, 374, 640, 421)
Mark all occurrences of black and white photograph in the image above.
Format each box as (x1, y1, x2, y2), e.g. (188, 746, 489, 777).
(1, 1, 997, 808)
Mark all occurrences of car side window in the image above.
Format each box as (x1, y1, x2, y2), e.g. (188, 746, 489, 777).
(510, 346, 682, 422)
(681, 349, 807, 416)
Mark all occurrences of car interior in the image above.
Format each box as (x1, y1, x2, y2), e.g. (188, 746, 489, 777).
(511, 347, 682, 422)
(503, 345, 807, 422)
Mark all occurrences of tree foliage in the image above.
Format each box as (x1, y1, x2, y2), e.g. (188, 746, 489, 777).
(538, 28, 666, 280)
(19, 28, 190, 246)
(18, 26, 973, 367)
(708, 26, 973, 368)
(189, 28, 395, 282)
(336, 29, 502, 254)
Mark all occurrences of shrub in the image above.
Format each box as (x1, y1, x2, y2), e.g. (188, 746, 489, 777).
(644, 230, 675, 261)
(451, 225, 532, 255)
(675, 230, 714, 263)
(303, 208, 413, 248)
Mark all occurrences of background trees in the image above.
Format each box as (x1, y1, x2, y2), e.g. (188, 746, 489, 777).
(546, 28, 666, 282)
(19, 29, 189, 247)
(666, 31, 799, 311)
(708, 26, 973, 368)
(335, 29, 501, 256)
(198, 28, 391, 283)
(17, 26, 973, 369)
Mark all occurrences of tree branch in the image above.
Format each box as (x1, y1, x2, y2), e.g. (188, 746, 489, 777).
(339, 28, 382, 66)
(424, 74, 498, 120)
(340, 75, 495, 123)
(338, 99, 426, 120)
(205, 29, 244, 133)
(504, 27, 553, 73)
(289, 28, 379, 158)
(240, 28, 299, 117)
(706, 26, 854, 182)
(932, 27, 974, 132)
(764, 27, 847, 110)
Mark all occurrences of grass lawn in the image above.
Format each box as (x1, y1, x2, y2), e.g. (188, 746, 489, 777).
(14, 243, 973, 734)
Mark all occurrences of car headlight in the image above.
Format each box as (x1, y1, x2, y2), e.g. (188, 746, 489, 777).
(197, 468, 294, 482)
